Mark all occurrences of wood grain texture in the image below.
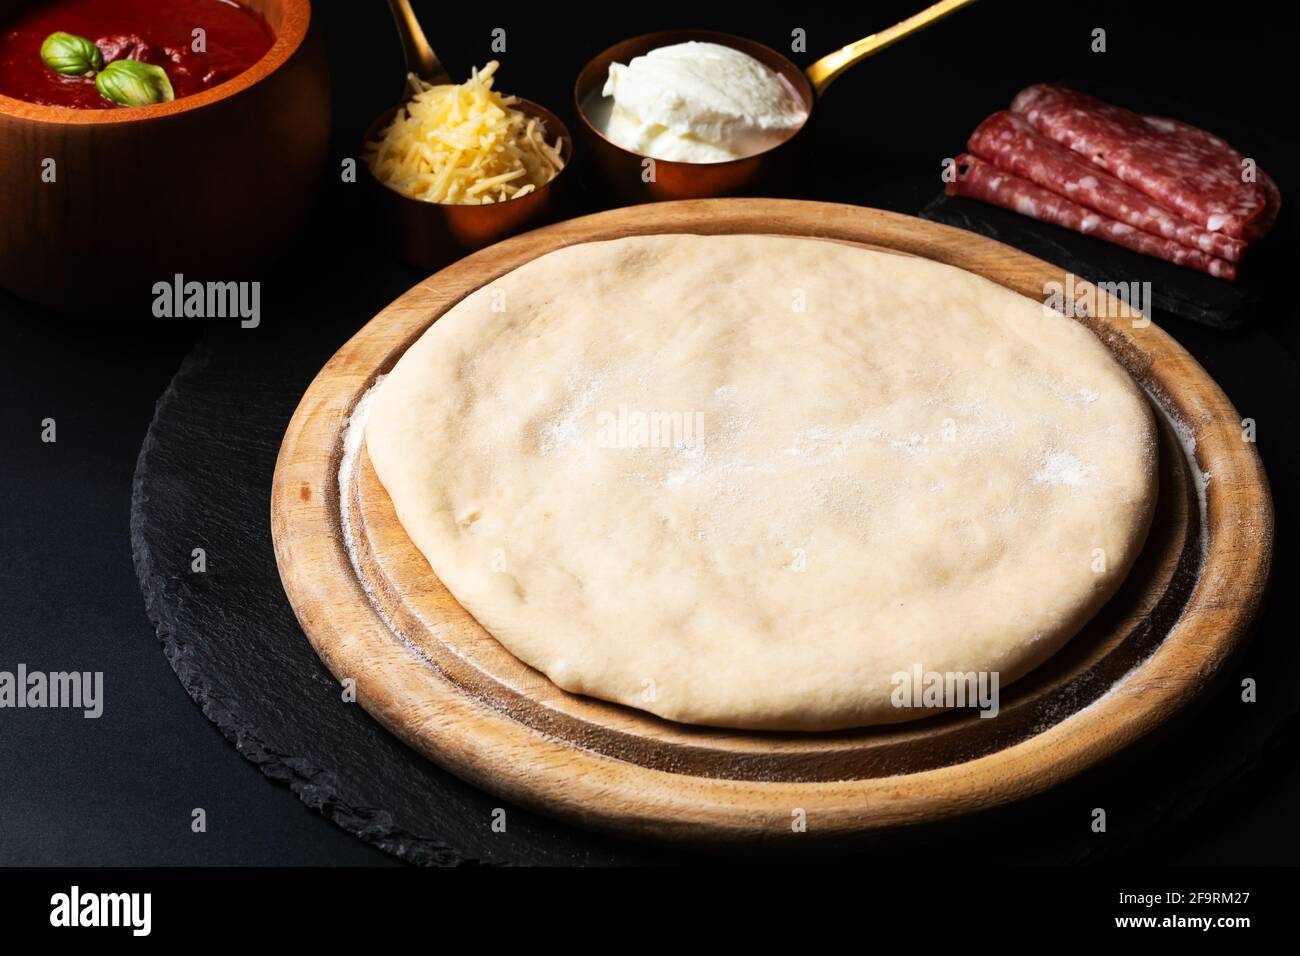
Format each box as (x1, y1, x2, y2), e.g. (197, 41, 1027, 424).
(0, 0, 329, 315)
(272, 199, 1273, 847)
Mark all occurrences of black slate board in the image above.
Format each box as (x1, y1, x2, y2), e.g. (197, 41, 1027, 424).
(921, 79, 1297, 330)
(130, 287, 1300, 864)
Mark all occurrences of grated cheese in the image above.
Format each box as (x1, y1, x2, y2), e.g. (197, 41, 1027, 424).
(364, 61, 565, 205)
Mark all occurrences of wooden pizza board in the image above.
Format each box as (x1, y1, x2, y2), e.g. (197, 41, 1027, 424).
(271, 199, 1272, 847)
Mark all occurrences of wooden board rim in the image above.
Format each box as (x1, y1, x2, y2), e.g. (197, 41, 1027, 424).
(271, 199, 1273, 845)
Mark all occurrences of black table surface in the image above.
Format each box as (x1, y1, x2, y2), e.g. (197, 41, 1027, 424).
(2, 1, 1298, 866)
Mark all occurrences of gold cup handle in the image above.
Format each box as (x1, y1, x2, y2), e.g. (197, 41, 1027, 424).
(387, 0, 453, 92)
(804, 0, 978, 98)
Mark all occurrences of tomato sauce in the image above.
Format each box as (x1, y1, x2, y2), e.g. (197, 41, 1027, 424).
(0, 0, 274, 109)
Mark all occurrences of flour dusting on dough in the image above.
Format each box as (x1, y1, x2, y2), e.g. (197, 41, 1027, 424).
(1034, 449, 1091, 487)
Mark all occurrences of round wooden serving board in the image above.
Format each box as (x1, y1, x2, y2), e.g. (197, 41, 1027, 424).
(272, 199, 1272, 848)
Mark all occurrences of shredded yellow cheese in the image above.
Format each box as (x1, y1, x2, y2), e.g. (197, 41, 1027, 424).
(365, 61, 565, 205)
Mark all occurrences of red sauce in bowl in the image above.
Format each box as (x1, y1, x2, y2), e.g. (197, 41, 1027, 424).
(0, 0, 274, 109)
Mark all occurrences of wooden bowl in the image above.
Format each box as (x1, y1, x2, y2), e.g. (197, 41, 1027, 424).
(361, 98, 573, 271)
(0, 0, 330, 316)
(573, 30, 814, 204)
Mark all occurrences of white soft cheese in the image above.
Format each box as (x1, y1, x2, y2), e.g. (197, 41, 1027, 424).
(599, 41, 808, 163)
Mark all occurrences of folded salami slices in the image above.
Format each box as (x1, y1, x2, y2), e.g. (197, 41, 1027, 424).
(1011, 84, 1279, 242)
(946, 85, 1279, 280)
(967, 111, 1246, 263)
(948, 153, 1236, 280)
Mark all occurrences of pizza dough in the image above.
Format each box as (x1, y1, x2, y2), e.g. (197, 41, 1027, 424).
(365, 235, 1157, 730)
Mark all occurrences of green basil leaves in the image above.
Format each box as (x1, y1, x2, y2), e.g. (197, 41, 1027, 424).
(94, 59, 175, 107)
(40, 32, 175, 108)
(40, 31, 103, 77)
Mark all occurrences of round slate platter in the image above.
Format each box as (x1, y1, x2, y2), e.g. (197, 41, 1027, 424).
(132, 288, 1300, 866)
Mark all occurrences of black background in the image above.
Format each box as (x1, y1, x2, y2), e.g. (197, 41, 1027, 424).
(1, 0, 1298, 866)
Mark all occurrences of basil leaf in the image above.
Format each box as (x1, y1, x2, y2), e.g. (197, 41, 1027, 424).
(95, 59, 175, 107)
(41, 32, 104, 77)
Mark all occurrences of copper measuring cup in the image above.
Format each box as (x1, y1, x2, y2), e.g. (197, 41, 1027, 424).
(574, 0, 976, 203)
(362, 0, 574, 269)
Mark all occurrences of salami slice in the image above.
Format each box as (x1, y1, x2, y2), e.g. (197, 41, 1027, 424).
(1010, 85, 1278, 240)
(947, 153, 1237, 280)
(968, 111, 1246, 263)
